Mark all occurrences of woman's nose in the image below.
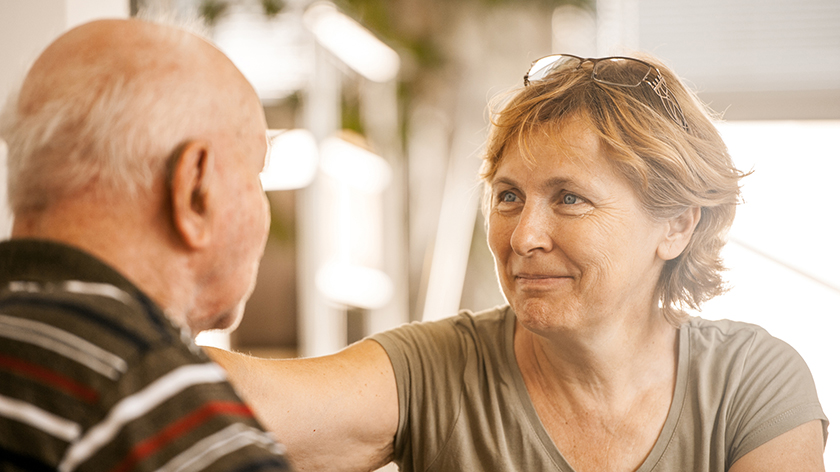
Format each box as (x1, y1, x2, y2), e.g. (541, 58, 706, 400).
(510, 203, 554, 256)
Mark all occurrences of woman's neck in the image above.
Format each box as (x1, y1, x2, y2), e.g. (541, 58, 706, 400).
(514, 311, 680, 472)
(514, 309, 679, 409)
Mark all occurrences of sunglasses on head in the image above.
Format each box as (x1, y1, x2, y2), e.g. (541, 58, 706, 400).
(524, 54, 689, 132)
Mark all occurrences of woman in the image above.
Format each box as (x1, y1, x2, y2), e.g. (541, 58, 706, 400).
(209, 54, 828, 471)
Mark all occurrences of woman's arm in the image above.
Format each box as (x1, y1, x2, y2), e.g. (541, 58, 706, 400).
(206, 340, 399, 472)
(728, 419, 826, 472)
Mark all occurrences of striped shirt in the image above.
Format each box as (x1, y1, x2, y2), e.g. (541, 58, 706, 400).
(0, 239, 292, 471)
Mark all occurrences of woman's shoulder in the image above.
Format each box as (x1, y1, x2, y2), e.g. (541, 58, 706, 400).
(682, 316, 822, 423)
(453, 304, 513, 334)
(683, 316, 789, 355)
(369, 304, 511, 351)
(681, 317, 827, 466)
(685, 315, 767, 334)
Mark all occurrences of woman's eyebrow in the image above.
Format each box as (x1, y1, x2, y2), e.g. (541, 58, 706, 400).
(542, 177, 572, 190)
(490, 176, 517, 188)
(541, 177, 586, 196)
(491, 176, 579, 192)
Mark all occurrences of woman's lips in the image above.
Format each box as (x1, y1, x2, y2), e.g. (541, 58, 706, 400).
(513, 273, 573, 290)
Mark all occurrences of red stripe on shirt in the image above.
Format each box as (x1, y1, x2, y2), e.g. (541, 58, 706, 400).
(0, 353, 99, 403)
(108, 401, 255, 472)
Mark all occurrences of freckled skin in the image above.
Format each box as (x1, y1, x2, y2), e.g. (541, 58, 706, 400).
(487, 115, 670, 338)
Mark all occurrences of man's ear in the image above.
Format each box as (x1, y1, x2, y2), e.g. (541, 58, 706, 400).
(170, 141, 214, 249)
(657, 206, 701, 261)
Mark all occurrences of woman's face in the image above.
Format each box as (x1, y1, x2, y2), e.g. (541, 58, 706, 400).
(487, 116, 671, 336)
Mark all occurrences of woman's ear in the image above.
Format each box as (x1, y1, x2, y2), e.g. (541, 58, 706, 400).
(657, 206, 701, 261)
(169, 141, 214, 249)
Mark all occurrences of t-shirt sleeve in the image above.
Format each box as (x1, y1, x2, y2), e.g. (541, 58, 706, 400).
(726, 327, 829, 466)
(369, 314, 472, 470)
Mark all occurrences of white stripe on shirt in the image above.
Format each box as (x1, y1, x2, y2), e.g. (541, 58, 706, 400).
(7, 280, 136, 308)
(155, 423, 285, 472)
(59, 281, 137, 307)
(58, 363, 228, 472)
(0, 393, 81, 442)
(0, 313, 127, 379)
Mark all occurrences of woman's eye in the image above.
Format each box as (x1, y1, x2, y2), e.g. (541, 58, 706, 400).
(501, 191, 518, 203)
(562, 194, 580, 205)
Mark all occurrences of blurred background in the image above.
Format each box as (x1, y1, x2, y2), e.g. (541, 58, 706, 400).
(1, 0, 838, 468)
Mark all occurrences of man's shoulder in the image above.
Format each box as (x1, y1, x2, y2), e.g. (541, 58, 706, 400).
(1, 238, 182, 352)
(0, 236, 205, 423)
(0, 240, 292, 471)
(0, 238, 204, 410)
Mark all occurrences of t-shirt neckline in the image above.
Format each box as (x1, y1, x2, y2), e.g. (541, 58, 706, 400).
(502, 307, 690, 472)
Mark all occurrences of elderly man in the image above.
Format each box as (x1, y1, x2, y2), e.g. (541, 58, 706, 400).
(0, 19, 290, 471)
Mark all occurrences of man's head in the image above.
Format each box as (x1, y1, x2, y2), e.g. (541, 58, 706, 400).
(0, 19, 270, 334)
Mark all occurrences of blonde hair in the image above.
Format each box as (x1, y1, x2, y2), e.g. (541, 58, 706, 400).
(481, 54, 747, 325)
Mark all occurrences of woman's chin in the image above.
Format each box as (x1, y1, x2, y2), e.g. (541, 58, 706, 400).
(512, 298, 584, 335)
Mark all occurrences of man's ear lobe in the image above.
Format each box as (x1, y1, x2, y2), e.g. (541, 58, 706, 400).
(170, 141, 214, 249)
(657, 206, 702, 261)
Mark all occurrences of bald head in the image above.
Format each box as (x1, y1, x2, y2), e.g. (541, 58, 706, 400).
(3, 18, 265, 214)
(1, 18, 271, 333)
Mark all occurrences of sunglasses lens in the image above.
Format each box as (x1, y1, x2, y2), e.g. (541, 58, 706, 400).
(592, 58, 652, 87)
(526, 55, 582, 84)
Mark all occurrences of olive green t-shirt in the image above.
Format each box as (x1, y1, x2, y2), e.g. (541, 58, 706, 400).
(371, 305, 828, 471)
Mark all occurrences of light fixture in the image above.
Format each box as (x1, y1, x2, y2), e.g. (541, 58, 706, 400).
(314, 134, 393, 309)
(316, 263, 394, 310)
(213, 7, 311, 101)
(261, 129, 319, 191)
(303, 1, 400, 83)
(319, 136, 392, 193)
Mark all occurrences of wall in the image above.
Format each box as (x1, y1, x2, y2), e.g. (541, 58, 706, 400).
(0, 0, 129, 238)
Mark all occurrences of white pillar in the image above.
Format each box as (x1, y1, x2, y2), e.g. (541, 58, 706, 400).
(298, 42, 346, 357)
(362, 79, 410, 335)
(0, 0, 129, 239)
